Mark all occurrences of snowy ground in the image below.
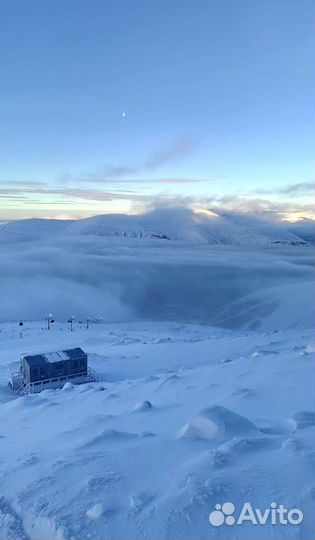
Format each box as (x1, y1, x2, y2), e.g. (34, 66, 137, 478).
(0, 320, 314, 539)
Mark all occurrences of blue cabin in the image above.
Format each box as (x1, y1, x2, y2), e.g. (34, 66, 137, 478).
(21, 348, 88, 384)
(8, 347, 100, 395)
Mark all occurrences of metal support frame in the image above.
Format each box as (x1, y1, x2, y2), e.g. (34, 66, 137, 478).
(9, 367, 101, 396)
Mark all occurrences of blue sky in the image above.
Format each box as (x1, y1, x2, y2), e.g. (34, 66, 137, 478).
(0, 0, 314, 220)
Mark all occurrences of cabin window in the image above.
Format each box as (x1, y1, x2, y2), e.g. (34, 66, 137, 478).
(73, 360, 79, 370)
(32, 368, 39, 379)
(80, 359, 85, 369)
(40, 367, 45, 378)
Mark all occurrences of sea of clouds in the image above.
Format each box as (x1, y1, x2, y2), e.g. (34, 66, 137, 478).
(0, 208, 313, 327)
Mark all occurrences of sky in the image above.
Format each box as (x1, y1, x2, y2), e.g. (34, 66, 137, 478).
(0, 0, 314, 221)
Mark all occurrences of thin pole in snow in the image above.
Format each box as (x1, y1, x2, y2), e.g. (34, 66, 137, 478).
(46, 313, 53, 330)
(68, 316, 74, 332)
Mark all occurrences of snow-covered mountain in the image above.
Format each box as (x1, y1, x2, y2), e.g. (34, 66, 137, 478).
(0, 209, 309, 246)
(285, 218, 315, 245)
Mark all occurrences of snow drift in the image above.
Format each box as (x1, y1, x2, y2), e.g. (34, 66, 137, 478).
(0, 321, 314, 539)
(177, 406, 260, 441)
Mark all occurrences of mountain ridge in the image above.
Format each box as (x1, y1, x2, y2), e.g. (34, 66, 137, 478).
(0, 209, 309, 247)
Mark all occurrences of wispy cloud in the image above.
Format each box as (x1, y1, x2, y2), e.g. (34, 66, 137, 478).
(0, 186, 152, 203)
(145, 137, 196, 170)
(62, 136, 199, 185)
(254, 181, 315, 196)
(278, 182, 315, 195)
(68, 175, 207, 186)
(99, 166, 137, 179)
(202, 194, 315, 221)
(1, 185, 314, 218)
(0, 180, 48, 188)
(0, 173, 314, 223)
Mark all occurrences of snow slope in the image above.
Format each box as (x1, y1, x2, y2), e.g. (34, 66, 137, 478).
(286, 219, 315, 245)
(0, 321, 314, 539)
(214, 281, 315, 331)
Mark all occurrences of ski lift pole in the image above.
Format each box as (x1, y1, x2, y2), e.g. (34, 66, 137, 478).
(46, 313, 53, 330)
(68, 316, 74, 332)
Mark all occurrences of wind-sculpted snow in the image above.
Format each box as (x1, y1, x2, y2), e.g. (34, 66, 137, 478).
(177, 406, 260, 441)
(0, 321, 314, 539)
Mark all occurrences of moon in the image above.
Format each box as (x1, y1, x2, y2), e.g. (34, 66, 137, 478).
(122, 112, 126, 118)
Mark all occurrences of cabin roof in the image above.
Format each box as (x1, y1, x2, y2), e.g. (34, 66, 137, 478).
(63, 348, 86, 359)
(23, 354, 47, 367)
(23, 347, 86, 367)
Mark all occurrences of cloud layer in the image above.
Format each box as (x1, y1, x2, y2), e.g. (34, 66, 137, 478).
(0, 208, 313, 327)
